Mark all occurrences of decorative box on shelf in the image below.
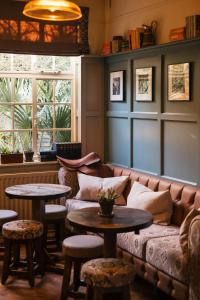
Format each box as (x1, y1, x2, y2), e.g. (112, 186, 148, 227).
(52, 142, 82, 159)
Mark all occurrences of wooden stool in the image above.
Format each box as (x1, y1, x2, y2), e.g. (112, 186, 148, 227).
(81, 258, 135, 300)
(1, 220, 44, 287)
(60, 235, 104, 300)
(44, 204, 67, 249)
(0, 210, 18, 253)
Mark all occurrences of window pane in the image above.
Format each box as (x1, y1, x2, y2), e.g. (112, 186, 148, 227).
(37, 80, 53, 103)
(0, 78, 12, 102)
(55, 80, 72, 103)
(14, 131, 32, 152)
(15, 78, 32, 102)
(55, 105, 71, 128)
(55, 131, 71, 142)
(0, 105, 12, 130)
(13, 54, 31, 72)
(55, 56, 71, 72)
(37, 105, 53, 128)
(0, 53, 11, 72)
(33, 55, 53, 72)
(38, 131, 53, 152)
(0, 132, 12, 152)
(14, 105, 32, 129)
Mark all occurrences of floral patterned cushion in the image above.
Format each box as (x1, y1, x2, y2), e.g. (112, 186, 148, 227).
(2, 220, 43, 240)
(117, 224, 179, 259)
(146, 235, 188, 283)
(58, 167, 79, 197)
(81, 258, 135, 288)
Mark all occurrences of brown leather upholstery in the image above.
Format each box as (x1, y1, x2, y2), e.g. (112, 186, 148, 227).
(57, 152, 101, 169)
(106, 165, 200, 226)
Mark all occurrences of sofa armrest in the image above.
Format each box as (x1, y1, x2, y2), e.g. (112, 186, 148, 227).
(188, 215, 200, 300)
(58, 167, 79, 197)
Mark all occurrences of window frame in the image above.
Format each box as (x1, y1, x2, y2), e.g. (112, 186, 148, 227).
(0, 66, 76, 156)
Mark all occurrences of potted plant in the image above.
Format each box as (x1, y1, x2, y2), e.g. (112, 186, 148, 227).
(0, 146, 23, 164)
(24, 148, 34, 162)
(97, 188, 118, 217)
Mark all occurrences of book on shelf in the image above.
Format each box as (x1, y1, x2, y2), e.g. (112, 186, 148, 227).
(169, 27, 185, 41)
(186, 15, 200, 39)
(128, 28, 143, 50)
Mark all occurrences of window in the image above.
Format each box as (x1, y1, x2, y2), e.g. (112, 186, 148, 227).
(0, 53, 76, 156)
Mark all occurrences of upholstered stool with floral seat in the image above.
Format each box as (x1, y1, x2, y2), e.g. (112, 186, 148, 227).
(60, 235, 104, 300)
(81, 258, 135, 300)
(1, 220, 44, 287)
(0, 209, 18, 253)
(44, 204, 67, 250)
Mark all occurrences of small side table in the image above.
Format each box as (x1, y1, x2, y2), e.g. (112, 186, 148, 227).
(5, 183, 71, 222)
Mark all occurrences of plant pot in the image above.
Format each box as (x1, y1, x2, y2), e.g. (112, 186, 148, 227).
(1, 153, 23, 164)
(99, 200, 114, 217)
(24, 151, 34, 162)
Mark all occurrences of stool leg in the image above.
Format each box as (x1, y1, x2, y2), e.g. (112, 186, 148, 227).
(25, 240, 35, 287)
(60, 257, 72, 300)
(85, 284, 94, 300)
(93, 287, 102, 300)
(73, 261, 81, 291)
(122, 285, 131, 300)
(56, 219, 65, 247)
(35, 237, 45, 276)
(13, 242, 20, 268)
(43, 222, 48, 248)
(1, 238, 12, 284)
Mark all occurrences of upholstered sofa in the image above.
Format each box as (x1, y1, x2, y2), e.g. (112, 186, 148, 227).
(58, 164, 200, 300)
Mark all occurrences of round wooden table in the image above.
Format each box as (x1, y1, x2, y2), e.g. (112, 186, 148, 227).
(67, 206, 153, 258)
(5, 183, 71, 222)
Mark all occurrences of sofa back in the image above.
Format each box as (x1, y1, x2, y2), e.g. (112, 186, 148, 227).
(108, 165, 200, 226)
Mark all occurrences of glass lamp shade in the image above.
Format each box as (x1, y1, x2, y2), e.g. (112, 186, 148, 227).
(23, 0, 82, 21)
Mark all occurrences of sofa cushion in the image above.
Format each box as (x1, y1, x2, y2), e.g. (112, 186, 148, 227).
(117, 224, 179, 260)
(146, 235, 188, 284)
(179, 208, 200, 258)
(75, 173, 129, 205)
(127, 181, 172, 225)
(66, 198, 100, 214)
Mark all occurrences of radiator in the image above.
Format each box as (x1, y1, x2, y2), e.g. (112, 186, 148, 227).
(0, 171, 58, 219)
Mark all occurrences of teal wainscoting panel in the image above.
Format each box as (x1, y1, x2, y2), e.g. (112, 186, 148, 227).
(106, 117, 130, 167)
(163, 121, 198, 184)
(133, 119, 160, 174)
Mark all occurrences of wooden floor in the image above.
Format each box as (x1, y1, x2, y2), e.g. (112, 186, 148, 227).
(0, 260, 172, 300)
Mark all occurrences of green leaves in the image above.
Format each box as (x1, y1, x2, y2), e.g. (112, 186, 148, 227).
(97, 188, 119, 202)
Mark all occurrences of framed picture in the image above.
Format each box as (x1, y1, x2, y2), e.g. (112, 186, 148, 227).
(110, 70, 125, 101)
(168, 63, 190, 101)
(135, 67, 153, 101)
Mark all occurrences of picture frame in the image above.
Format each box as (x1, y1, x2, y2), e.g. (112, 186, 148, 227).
(168, 62, 190, 101)
(110, 70, 125, 101)
(135, 67, 153, 101)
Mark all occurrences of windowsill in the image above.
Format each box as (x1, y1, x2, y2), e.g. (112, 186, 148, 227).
(0, 160, 60, 174)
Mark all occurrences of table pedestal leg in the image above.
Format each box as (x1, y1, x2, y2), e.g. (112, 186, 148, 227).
(104, 232, 117, 258)
(32, 199, 45, 222)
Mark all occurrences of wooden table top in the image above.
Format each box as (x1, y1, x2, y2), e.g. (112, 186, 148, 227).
(67, 206, 153, 234)
(5, 183, 71, 200)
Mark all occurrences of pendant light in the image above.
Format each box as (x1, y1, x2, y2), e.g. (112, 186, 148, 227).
(23, 0, 82, 21)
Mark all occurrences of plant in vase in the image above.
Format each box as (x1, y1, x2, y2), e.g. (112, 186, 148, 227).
(97, 188, 118, 217)
(0, 145, 23, 164)
(24, 148, 34, 162)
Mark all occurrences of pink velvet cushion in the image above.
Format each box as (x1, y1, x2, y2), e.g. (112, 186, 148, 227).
(75, 173, 129, 205)
(127, 181, 173, 225)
